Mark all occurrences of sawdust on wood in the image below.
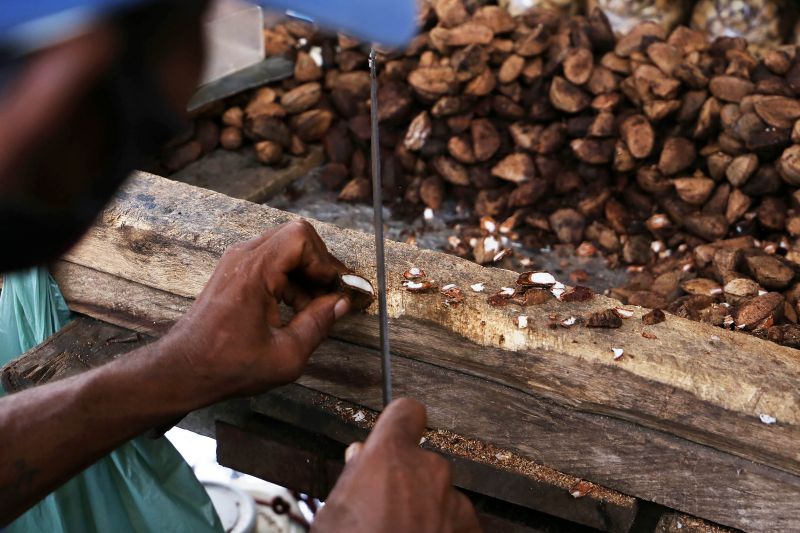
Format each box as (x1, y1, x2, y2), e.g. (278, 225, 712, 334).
(315, 395, 634, 508)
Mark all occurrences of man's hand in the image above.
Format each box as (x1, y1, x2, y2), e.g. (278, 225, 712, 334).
(313, 399, 480, 533)
(161, 220, 350, 399)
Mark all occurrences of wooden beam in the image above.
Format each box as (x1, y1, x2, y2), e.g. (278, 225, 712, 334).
(216, 420, 616, 533)
(59, 172, 800, 480)
(259, 349, 800, 532)
(170, 145, 324, 204)
(52, 261, 191, 335)
(2, 315, 639, 532)
(251, 387, 638, 533)
(37, 271, 800, 531)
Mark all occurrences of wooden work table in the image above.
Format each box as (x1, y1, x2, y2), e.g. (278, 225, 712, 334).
(5, 171, 800, 531)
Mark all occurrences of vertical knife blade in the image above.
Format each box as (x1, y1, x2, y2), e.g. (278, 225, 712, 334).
(369, 49, 392, 407)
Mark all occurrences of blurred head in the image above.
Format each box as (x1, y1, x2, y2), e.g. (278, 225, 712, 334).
(0, 0, 208, 272)
(0, 0, 416, 273)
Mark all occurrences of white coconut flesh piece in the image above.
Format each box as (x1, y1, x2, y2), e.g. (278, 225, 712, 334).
(561, 316, 577, 327)
(471, 282, 486, 292)
(759, 414, 777, 425)
(481, 217, 498, 233)
(614, 308, 634, 318)
(341, 274, 374, 295)
(484, 236, 500, 254)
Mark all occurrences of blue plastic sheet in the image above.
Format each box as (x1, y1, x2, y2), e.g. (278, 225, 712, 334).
(0, 267, 223, 532)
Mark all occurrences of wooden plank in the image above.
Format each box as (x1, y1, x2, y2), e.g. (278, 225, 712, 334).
(216, 419, 344, 500)
(253, 387, 639, 533)
(52, 261, 191, 335)
(653, 513, 736, 533)
(1, 318, 150, 392)
(216, 420, 603, 533)
(3, 314, 639, 531)
(26, 272, 800, 531)
(170, 145, 323, 203)
(256, 352, 800, 532)
(59, 171, 800, 480)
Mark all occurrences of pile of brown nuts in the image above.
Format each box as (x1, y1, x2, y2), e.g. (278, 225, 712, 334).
(163, 1, 800, 347)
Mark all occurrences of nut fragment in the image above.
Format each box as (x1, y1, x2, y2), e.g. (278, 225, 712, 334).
(550, 282, 566, 300)
(403, 267, 426, 280)
(512, 289, 552, 306)
(560, 316, 578, 327)
(339, 273, 375, 311)
(515, 315, 529, 329)
(402, 279, 437, 293)
(569, 480, 593, 498)
(642, 308, 666, 325)
(586, 309, 623, 328)
(499, 287, 516, 297)
(492, 249, 512, 262)
(759, 414, 777, 425)
(613, 307, 634, 319)
(470, 282, 486, 293)
(441, 285, 465, 307)
(487, 292, 510, 307)
(611, 347, 624, 360)
(517, 271, 557, 287)
(560, 286, 594, 302)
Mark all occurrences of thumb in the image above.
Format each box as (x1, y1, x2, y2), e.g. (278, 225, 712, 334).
(366, 398, 427, 450)
(279, 293, 349, 359)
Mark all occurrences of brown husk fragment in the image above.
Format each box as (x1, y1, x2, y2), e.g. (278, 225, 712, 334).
(642, 309, 666, 325)
(586, 309, 623, 328)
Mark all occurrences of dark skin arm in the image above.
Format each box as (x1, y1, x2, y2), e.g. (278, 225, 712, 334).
(0, 220, 351, 525)
(0, 3, 479, 528)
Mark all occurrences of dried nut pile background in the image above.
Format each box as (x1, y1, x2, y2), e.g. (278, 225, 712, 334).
(164, 2, 800, 348)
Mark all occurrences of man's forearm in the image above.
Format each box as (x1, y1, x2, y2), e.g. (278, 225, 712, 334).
(0, 339, 215, 526)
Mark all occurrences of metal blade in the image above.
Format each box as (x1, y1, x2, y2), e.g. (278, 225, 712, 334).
(369, 48, 392, 407)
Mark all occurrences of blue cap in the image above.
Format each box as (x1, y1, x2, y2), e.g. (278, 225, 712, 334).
(261, 0, 417, 48)
(1, 0, 417, 52)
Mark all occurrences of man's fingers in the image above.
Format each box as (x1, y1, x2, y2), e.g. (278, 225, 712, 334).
(282, 280, 315, 312)
(365, 398, 427, 450)
(258, 220, 340, 290)
(449, 490, 481, 533)
(278, 293, 349, 359)
(344, 442, 363, 463)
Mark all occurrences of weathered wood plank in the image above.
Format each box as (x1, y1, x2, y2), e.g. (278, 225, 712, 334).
(252, 387, 638, 533)
(52, 261, 191, 335)
(24, 274, 800, 531)
(216, 420, 602, 533)
(2, 315, 639, 532)
(170, 145, 323, 204)
(1, 318, 150, 392)
(259, 349, 800, 532)
(654, 513, 735, 533)
(60, 172, 800, 480)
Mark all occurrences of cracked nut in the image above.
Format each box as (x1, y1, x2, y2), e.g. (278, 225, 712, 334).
(402, 279, 437, 293)
(403, 267, 426, 280)
(339, 273, 375, 311)
(517, 271, 557, 288)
